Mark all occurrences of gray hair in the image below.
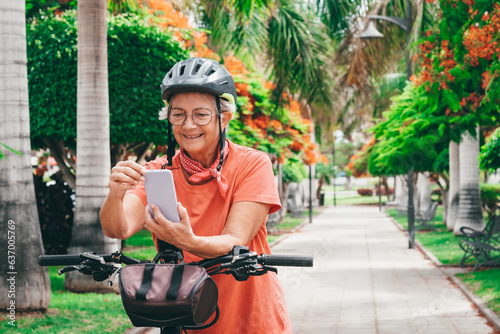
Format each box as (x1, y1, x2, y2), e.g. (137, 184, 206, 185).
(158, 93, 236, 121)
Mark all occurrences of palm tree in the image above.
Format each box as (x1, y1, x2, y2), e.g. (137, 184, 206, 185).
(334, 0, 437, 135)
(0, 0, 50, 310)
(453, 129, 484, 235)
(446, 140, 459, 231)
(192, 0, 356, 111)
(64, 0, 120, 292)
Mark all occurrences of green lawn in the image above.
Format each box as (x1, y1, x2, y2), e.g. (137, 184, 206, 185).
(386, 207, 471, 266)
(457, 269, 500, 315)
(0, 230, 159, 334)
(0, 266, 131, 334)
(385, 207, 500, 317)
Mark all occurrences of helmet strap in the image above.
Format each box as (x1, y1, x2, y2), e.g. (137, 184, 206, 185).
(166, 121, 176, 167)
(216, 96, 225, 172)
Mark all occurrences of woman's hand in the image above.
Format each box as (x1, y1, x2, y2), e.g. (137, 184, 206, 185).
(108, 160, 146, 198)
(101, 161, 147, 240)
(145, 202, 197, 250)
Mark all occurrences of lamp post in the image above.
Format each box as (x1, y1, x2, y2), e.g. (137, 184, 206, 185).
(309, 164, 313, 223)
(360, 0, 415, 249)
(378, 176, 382, 212)
(333, 130, 344, 207)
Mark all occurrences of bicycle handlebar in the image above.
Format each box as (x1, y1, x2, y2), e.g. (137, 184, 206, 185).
(38, 252, 141, 266)
(39, 250, 313, 270)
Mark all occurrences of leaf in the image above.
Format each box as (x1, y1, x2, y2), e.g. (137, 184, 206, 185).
(0, 143, 23, 157)
(442, 89, 461, 112)
(439, 19, 450, 40)
(438, 123, 446, 137)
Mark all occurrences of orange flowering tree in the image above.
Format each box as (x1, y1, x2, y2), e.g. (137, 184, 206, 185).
(222, 56, 323, 166)
(147, 0, 218, 59)
(411, 0, 500, 139)
(346, 137, 376, 178)
(366, 0, 500, 178)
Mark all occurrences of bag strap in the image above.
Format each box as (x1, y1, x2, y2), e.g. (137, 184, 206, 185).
(136, 263, 155, 301)
(166, 265, 184, 300)
(135, 264, 185, 301)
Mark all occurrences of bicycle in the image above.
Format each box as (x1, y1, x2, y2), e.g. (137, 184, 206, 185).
(39, 245, 313, 334)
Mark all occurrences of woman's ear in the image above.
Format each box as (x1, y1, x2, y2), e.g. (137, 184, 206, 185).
(221, 112, 233, 128)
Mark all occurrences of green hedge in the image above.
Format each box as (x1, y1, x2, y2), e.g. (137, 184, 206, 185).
(481, 183, 500, 217)
(480, 130, 500, 172)
(27, 11, 188, 148)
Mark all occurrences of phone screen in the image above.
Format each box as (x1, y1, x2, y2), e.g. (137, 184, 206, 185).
(144, 170, 180, 222)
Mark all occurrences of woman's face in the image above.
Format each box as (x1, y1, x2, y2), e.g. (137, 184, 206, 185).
(170, 92, 230, 164)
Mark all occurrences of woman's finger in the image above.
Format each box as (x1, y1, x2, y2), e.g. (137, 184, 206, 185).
(111, 163, 146, 183)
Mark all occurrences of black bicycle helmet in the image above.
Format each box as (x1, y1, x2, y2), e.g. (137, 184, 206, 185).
(161, 57, 237, 106)
(160, 57, 237, 169)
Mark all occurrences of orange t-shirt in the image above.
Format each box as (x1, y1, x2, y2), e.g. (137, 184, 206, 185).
(129, 140, 292, 333)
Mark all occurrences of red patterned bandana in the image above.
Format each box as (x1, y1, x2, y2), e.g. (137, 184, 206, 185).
(179, 140, 230, 198)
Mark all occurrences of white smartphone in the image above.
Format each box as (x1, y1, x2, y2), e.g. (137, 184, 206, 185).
(144, 170, 180, 222)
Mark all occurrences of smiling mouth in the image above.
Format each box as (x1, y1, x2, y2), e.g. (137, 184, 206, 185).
(183, 134, 203, 139)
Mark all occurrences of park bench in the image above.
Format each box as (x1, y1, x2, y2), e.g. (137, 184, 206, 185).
(415, 201, 439, 230)
(458, 215, 500, 272)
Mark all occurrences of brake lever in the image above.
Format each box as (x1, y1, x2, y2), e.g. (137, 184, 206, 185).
(221, 263, 278, 281)
(59, 266, 79, 275)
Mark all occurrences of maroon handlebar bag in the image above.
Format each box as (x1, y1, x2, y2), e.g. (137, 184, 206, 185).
(118, 263, 218, 328)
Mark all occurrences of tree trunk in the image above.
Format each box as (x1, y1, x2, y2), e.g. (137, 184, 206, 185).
(381, 175, 390, 201)
(316, 176, 324, 200)
(411, 172, 419, 214)
(446, 141, 459, 231)
(110, 143, 127, 168)
(42, 137, 76, 189)
(394, 175, 407, 209)
(453, 129, 484, 235)
(431, 172, 449, 226)
(417, 172, 432, 215)
(280, 182, 291, 221)
(0, 0, 51, 311)
(65, 0, 120, 292)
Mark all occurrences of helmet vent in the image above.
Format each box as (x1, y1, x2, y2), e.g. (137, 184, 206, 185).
(193, 63, 201, 75)
(161, 57, 237, 106)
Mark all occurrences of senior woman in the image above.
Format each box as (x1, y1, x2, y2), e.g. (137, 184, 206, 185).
(100, 57, 292, 333)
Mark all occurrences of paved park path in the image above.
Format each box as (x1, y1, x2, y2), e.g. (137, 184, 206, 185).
(271, 205, 497, 334)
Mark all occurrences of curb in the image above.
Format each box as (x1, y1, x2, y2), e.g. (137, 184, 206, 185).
(269, 220, 310, 248)
(383, 210, 500, 333)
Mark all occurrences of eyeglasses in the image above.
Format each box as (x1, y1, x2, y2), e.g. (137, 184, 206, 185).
(167, 108, 215, 126)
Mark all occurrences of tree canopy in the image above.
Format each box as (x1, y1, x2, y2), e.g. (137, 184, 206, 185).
(27, 8, 324, 184)
(355, 0, 500, 179)
(368, 83, 450, 176)
(411, 0, 500, 140)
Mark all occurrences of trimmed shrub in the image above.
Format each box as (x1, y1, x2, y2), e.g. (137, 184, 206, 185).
(34, 172, 74, 255)
(481, 183, 500, 217)
(357, 188, 373, 196)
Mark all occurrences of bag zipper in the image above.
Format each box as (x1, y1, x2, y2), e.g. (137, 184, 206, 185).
(188, 268, 209, 299)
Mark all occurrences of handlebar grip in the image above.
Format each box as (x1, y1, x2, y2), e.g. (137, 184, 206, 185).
(38, 254, 83, 266)
(259, 255, 313, 267)
(38, 253, 118, 266)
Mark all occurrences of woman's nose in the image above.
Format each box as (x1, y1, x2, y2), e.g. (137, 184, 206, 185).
(183, 114, 198, 128)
